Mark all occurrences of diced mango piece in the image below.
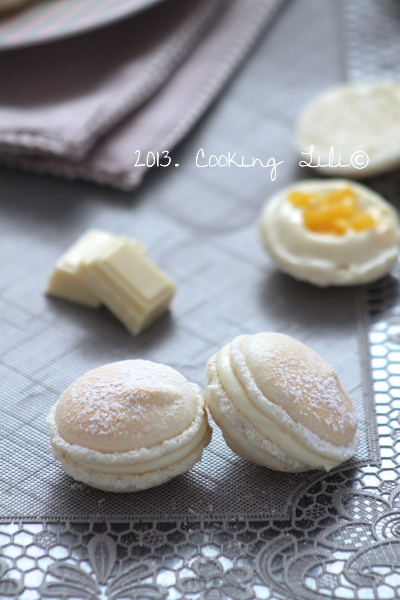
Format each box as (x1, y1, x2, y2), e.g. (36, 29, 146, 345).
(323, 187, 356, 204)
(331, 219, 348, 236)
(288, 191, 315, 207)
(289, 186, 376, 235)
(350, 212, 376, 231)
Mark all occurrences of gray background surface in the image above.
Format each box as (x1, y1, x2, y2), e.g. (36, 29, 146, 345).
(0, 0, 379, 520)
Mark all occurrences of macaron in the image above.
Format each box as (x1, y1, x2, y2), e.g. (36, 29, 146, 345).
(47, 360, 212, 492)
(205, 332, 358, 472)
(295, 81, 400, 178)
(259, 179, 400, 287)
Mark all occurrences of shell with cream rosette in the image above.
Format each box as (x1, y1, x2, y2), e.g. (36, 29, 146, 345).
(259, 180, 400, 287)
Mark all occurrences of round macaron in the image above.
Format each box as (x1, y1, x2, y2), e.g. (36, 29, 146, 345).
(47, 360, 212, 492)
(259, 179, 400, 287)
(205, 332, 358, 473)
(295, 81, 400, 178)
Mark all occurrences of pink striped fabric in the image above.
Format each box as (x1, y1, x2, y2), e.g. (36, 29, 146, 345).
(0, 0, 164, 49)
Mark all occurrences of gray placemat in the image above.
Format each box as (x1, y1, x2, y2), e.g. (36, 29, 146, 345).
(0, 193, 379, 520)
(0, 0, 380, 522)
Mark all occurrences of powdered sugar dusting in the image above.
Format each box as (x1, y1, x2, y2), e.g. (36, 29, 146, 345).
(257, 342, 354, 432)
(232, 333, 358, 452)
(61, 360, 198, 446)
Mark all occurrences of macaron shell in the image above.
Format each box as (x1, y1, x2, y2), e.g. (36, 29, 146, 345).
(49, 402, 208, 468)
(295, 82, 400, 178)
(205, 333, 359, 472)
(238, 333, 357, 448)
(48, 359, 212, 491)
(205, 354, 308, 472)
(55, 360, 199, 453)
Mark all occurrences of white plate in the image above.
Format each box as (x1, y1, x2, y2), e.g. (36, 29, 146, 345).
(0, 0, 166, 50)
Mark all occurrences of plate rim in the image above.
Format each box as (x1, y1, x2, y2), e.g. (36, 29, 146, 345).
(0, 0, 167, 51)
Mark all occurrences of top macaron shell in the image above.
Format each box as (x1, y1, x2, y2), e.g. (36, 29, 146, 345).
(295, 82, 400, 178)
(237, 333, 357, 450)
(55, 360, 199, 453)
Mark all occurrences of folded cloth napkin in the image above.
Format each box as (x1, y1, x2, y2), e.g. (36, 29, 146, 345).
(0, 0, 286, 189)
(0, 0, 227, 158)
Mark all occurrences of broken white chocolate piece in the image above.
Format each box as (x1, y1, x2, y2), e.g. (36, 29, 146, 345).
(83, 239, 176, 335)
(46, 230, 115, 307)
(46, 230, 145, 308)
(46, 229, 174, 334)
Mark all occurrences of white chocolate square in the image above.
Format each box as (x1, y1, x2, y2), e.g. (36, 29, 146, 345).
(46, 230, 145, 308)
(83, 239, 176, 335)
(46, 230, 114, 307)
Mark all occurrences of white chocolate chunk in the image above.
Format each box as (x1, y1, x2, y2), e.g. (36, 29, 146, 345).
(83, 239, 176, 335)
(46, 230, 145, 307)
(46, 230, 116, 307)
(45, 229, 174, 335)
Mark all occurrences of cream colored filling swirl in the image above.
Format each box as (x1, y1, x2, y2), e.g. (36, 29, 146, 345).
(216, 344, 339, 470)
(75, 418, 209, 474)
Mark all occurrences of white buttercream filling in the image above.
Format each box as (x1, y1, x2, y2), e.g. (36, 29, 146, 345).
(73, 419, 209, 474)
(216, 343, 344, 470)
(48, 396, 210, 475)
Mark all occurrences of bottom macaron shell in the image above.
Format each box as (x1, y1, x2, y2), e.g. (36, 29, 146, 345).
(259, 180, 400, 287)
(205, 355, 308, 473)
(52, 426, 212, 492)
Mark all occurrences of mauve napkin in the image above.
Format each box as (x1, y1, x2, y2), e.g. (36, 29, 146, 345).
(0, 0, 286, 189)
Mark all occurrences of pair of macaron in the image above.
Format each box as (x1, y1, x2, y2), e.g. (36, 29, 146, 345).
(48, 332, 359, 492)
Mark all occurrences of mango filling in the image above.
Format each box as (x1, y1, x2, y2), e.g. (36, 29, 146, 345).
(288, 187, 376, 235)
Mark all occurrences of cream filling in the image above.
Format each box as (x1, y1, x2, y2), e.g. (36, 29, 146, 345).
(216, 344, 339, 470)
(74, 418, 209, 474)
